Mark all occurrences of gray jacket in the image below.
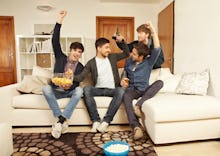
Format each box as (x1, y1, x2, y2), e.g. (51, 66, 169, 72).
(74, 42, 130, 87)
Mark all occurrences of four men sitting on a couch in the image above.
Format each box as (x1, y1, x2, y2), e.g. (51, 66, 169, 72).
(43, 10, 164, 139)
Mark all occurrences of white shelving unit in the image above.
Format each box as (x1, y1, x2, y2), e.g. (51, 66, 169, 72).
(16, 35, 84, 82)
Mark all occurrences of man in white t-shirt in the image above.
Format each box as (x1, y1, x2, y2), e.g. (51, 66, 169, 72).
(74, 37, 130, 132)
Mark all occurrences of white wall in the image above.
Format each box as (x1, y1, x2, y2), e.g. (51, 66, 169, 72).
(174, 0, 220, 97)
(0, 0, 158, 62)
(3, 0, 219, 97)
(157, 0, 174, 13)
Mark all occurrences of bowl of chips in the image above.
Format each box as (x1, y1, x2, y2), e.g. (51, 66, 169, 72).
(52, 72, 73, 86)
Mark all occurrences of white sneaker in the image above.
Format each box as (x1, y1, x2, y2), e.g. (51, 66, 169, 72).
(61, 121, 69, 134)
(91, 121, 100, 132)
(51, 122, 62, 139)
(97, 121, 109, 133)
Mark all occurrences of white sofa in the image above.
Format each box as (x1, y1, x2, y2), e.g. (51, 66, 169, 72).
(139, 68, 220, 144)
(139, 93, 220, 144)
(0, 122, 13, 156)
(0, 83, 128, 126)
(1, 67, 220, 144)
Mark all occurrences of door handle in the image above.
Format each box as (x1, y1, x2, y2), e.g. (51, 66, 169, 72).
(9, 52, 14, 57)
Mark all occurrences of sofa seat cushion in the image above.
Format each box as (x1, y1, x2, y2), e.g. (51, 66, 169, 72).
(141, 93, 220, 123)
(12, 94, 123, 110)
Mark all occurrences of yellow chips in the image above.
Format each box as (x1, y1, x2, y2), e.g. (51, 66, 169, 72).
(52, 77, 72, 86)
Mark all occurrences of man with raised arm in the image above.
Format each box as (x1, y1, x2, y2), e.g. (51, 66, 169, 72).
(73, 37, 130, 133)
(42, 10, 84, 139)
(121, 21, 162, 140)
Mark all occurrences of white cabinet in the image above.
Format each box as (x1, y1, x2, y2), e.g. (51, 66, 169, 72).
(17, 35, 84, 82)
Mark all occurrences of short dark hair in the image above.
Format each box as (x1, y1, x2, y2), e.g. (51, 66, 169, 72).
(136, 24, 151, 38)
(70, 42, 84, 52)
(95, 37, 110, 49)
(133, 42, 150, 59)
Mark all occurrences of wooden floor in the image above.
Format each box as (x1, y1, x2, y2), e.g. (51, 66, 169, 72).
(13, 125, 220, 156)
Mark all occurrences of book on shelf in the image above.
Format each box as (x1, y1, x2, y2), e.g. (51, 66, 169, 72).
(27, 39, 52, 53)
(41, 38, 52, 53)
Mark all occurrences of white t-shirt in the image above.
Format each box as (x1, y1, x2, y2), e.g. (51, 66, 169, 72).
(95, 57, 115, 89)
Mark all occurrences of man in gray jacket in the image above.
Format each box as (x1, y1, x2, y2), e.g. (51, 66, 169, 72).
(74, 37, 129, 132)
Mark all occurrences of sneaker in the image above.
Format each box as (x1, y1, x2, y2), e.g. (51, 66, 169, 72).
(51, 122, 62, 139)
(134, 105, 143, 118)
(61, 121, 69, 134)
(97, 121, 109, 133)
(91, 121, 100, 132)
(133, 127, 143, 140)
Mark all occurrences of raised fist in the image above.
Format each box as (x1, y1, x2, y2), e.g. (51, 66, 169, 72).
(59, 10, 67, 19)
(146, 21, 155, 34)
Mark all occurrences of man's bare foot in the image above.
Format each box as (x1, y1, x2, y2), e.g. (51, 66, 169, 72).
(134, 105, 142, 118)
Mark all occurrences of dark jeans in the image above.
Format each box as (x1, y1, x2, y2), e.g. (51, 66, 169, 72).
(123, 80, 163, 129)
(83, 86, 124, 123)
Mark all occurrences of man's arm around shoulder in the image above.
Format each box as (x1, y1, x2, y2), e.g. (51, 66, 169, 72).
(74, 59, 93, 82)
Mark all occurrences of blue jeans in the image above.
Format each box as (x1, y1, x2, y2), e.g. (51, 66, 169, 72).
(83, 86, 124, 123)
(124, 80, 163, 129)
(42, 85, 83, 119)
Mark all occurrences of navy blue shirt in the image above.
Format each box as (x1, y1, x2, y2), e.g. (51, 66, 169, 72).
(117, 39, 164, 69)
(125, 47, 161, 91)
(51, 23, 84, 91)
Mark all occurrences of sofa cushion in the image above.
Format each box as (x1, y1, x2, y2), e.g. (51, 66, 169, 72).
(32, 66, 53, 78)
(158, 74, 182, 93)
(149, 68, 161, 85)
(140, 93, 220, 123)
(17, 75, 50, 94)
(156, 68, 181, 93)
(176, 69, 209, 95)
(12, 94, 122, 110)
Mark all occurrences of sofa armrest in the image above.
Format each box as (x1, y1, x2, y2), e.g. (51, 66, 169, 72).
(0, 83, 21, 123)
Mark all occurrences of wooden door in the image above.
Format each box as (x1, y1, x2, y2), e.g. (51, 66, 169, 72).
(158, 1, 174, 72)
(96, 16, 134, 68)
(0, 16, 17, 86)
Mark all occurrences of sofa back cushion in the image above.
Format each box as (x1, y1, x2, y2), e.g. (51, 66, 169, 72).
(149, 68, 161, 85)
(176, 69, 209, 95)
(156, 68, 182, 93)
(32, 66, 53, 78)
(17, 75, 50, 94)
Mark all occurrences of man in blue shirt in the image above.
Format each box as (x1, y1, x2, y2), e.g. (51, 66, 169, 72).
(116, 22, 164, 117)
(121, 21, 163, 140)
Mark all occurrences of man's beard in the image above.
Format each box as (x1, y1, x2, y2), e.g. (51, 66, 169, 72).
(101, 52, 109, 57)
